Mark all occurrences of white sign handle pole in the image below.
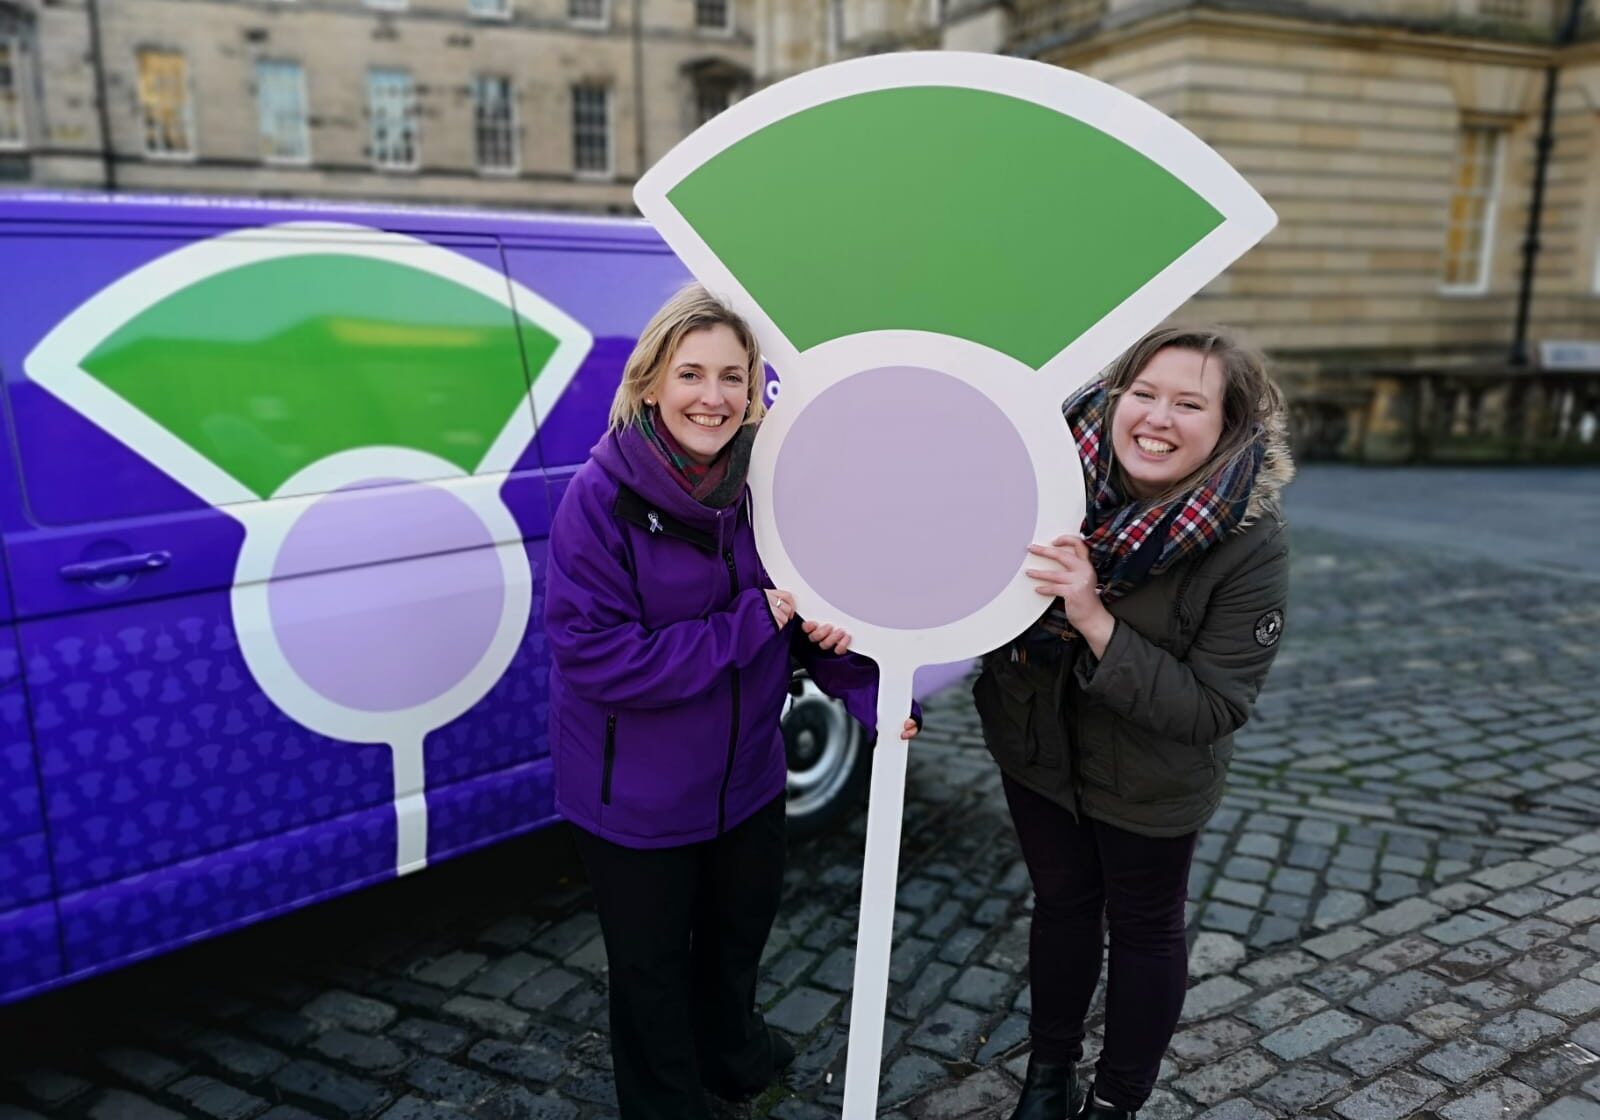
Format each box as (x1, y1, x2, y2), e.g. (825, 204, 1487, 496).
(840, 660, 917, 1120)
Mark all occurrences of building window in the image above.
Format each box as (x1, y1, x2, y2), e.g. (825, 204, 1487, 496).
(0, 31, 23, 148)
(368, 68, 418, 170)
(365, 0, 407, 9)
(695, 0, 731, 30)
(570, 0, 608, 26)
(572, 83, 611, 177)
(1441, 125, 1503, 293)
(1477, 0, 1527, 19)
(694, 80, 732, 126)
(257, 59, 310, 164)
(694, 0, 732, 29)
(474, 74, 517, 173)
(468, 0, 510, 17)
(137, 48, 194, 157)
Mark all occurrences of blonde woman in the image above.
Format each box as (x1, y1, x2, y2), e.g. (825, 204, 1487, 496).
(980, 327, 1294, 1120)
(545, 284, 915, 1120)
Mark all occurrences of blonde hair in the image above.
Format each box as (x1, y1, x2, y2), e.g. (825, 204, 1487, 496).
(607, 283, 767, 432)
(1102, 325, 1286, 504)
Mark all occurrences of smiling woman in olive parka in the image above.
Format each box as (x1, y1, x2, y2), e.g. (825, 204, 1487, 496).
(980, 325, 1295, 1120)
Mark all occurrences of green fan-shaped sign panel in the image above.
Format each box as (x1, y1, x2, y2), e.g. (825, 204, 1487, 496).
(80, 255, 559, 499)
(666, 86, 1223, 368)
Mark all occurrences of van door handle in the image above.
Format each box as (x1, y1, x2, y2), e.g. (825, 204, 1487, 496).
(60, 551, 172, 582)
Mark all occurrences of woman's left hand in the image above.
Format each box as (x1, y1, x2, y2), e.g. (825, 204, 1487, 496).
(801, 619, 852, 655)
(1026, 536, 1116, 654)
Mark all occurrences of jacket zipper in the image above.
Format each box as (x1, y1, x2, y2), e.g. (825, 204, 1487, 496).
(601, 713, 617, 805)
(717, 546, 741, 835)
(1171, 557, 1202, 643)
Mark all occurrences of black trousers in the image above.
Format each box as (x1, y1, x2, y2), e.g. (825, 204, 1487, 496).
(571, 794, 788, 1120)
(1002, 775, 1198, 1113)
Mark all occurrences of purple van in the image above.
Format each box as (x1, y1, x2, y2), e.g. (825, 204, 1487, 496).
(0, 192, 922, 1005)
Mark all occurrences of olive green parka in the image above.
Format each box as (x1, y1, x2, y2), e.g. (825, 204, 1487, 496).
(976, 426, 1295, 838)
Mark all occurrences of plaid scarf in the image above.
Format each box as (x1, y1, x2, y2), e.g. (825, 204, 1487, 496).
(637, 407, 752, 509)
(1024, 378, 1263, 649)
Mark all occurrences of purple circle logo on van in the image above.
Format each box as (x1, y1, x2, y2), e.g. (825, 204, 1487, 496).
(268, 480, 506, 713)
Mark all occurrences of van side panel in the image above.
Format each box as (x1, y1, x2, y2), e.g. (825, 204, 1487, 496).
(0, 615, 62, 1000)
(0, 212, 594, 993)
(0, 631, 51, 915)
(0, 365, 63, 1002)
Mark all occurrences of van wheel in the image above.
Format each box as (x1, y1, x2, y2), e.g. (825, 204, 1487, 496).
(782, 673, 867, 841)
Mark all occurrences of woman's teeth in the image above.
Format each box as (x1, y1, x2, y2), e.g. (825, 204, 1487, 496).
(1136, 437, 1174, 455)
(688, 415, 726, 428)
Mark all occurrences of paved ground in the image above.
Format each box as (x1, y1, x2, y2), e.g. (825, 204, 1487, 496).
(1285, 465, 1600, 581)
(1, 465, 1597, 1120)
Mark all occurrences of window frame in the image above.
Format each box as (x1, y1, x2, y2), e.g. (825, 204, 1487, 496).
(0, 29, 25, 150)
(467, 0, 512, 19)
(137, 47, 197, 161)
(367, 67, 419, 172)
(569, 0, 609, 29)
(692, 79, 732, 127)
(694, 0, 734, 33)
(571, 82, 613, 180)
(473, 73, 519, 176)
(256, 58, 312, 166)
(1439, 124, 1505, 297)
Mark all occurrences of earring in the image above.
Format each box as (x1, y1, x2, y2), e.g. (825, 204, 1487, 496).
(645, 398, 655, 405)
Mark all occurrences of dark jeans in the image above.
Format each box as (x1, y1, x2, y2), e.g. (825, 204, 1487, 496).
(571, 794, 787, 1120)
(1002, 775, 1198, 1112)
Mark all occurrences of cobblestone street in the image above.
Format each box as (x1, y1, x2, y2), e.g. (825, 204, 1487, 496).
(2, 466, 1598, 1120)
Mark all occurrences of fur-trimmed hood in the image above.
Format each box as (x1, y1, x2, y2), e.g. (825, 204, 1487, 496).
(1240, 410, 1296, 530)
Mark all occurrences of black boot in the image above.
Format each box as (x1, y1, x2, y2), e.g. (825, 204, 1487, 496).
(1079, 1088, 1136, 1119)
(1008, 1055, 1084, 1120)
(704, 1026, 795, 1101)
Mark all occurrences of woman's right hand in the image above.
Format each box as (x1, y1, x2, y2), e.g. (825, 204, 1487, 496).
(765, 588, 797, 629)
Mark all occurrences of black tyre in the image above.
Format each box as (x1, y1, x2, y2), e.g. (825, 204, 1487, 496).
(781, 671, 868, 841)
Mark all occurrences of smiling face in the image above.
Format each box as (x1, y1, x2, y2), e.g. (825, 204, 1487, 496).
(1110, 345, 1227, 499)
(648, 323, 753, 465)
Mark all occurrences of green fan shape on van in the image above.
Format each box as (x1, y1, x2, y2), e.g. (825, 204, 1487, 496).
(80, 254, 555, 499)
(666, 86, 1223, 369)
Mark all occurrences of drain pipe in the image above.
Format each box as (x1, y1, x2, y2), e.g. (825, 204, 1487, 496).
(85, 0, 117, 190)
(1509, 0, 1585, 366)
(631, 0, 646, 186)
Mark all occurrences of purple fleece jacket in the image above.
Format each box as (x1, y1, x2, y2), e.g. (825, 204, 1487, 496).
(545, 425, 885, 848)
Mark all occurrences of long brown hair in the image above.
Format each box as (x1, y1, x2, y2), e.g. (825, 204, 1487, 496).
(1102, 325, 1285, 504)
(607, 283, 766, 432)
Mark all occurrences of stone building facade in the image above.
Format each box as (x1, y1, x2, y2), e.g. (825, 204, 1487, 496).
(0, 0, 753, 212)
(756, 0, 1600, 460)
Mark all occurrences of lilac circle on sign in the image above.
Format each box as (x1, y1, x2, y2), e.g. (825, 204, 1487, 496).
(269, 479, 507, 713)
(773, 366, 1036, 631)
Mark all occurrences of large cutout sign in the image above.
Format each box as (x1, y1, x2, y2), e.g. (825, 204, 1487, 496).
(635, 52, 1275, 1116)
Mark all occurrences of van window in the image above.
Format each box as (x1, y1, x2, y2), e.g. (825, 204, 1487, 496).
(502, 242, 688, 470)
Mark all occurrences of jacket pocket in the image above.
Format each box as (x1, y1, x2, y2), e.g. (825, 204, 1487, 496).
(1111, 725, 1215, 803)
(600, 713, 617, 805)
(1076, 723, 1117, 792)
(974, 656, 1065, 773)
